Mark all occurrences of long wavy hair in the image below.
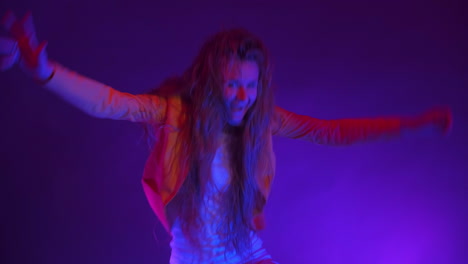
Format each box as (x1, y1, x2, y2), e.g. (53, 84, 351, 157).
(146, 28, 275, 258)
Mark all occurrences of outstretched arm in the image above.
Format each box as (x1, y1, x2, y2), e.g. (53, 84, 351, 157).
(43, 63, 166, 122)
(272, 106, 452, 145)
(1, 11, 166, 123)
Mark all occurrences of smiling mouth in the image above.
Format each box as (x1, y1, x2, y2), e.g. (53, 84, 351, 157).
(232, 107, 245, 113)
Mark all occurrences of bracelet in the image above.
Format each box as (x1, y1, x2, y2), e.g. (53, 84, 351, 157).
(34, 68, 56, 86)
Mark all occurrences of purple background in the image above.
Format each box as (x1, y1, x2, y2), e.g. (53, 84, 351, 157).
(1, 1, 467, 263)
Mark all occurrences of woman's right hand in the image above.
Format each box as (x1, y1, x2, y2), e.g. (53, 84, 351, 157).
(1, 10, 54, 81)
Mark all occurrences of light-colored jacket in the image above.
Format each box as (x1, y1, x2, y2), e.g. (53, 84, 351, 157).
(45, 63, 408, 232)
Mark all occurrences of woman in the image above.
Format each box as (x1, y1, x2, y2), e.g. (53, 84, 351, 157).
(0, 11, 452, 264)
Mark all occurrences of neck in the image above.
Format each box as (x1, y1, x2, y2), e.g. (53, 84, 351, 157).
(223, 123, 244, 135)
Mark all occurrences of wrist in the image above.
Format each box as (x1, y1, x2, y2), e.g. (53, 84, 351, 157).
(34, 62, 56, 85)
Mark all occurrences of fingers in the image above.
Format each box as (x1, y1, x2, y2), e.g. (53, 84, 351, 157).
(1, 11, 48, 74)
(17, 34, 37, 68)
(0, 36, 18, 54)
(36, 40, 48, 63)
(0, 37, 20, 71)
(0, 50, 19, 71)
(1, 11, 43, 69)
(20, 11, 38, 46)
(2, 10, 38, 46)
(425, 106, 453, 136)
(1, 10, 17, 32)
(0, 38, 20, 71)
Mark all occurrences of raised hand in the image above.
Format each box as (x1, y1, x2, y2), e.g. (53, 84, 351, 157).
(420, 106, 453, 136)
(1, 10, 53, 81)
(0, 36, 19, 71)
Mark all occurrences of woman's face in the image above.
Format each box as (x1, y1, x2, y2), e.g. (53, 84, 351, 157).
(222, 60, 259, 126)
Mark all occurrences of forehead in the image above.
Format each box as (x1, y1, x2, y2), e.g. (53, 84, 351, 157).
(223, 59, 259, 80)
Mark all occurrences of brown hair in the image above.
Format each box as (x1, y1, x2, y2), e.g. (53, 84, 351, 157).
(147, 28, 275, 258)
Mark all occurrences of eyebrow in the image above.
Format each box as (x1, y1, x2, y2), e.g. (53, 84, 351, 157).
(225, 79, 258, 83)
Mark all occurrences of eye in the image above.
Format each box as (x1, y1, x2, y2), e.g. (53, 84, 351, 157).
(226, 81, 238, 88)
(247, 82, 257, 89)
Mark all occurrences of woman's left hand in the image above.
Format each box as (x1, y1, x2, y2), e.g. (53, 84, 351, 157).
(420, 106, 453, 136)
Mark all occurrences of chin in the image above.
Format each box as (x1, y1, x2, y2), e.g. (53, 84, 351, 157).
(228, 116, 244, 126)
(228, 120, 242, 126)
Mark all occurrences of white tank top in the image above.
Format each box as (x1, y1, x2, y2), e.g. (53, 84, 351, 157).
(169, 135, 272, 263)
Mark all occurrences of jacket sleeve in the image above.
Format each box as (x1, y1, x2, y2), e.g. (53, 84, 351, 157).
(272, 106, 416, 145)
(43, 62, 166, 123)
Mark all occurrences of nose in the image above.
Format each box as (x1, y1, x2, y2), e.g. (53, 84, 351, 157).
(236, 86, 247, 101)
